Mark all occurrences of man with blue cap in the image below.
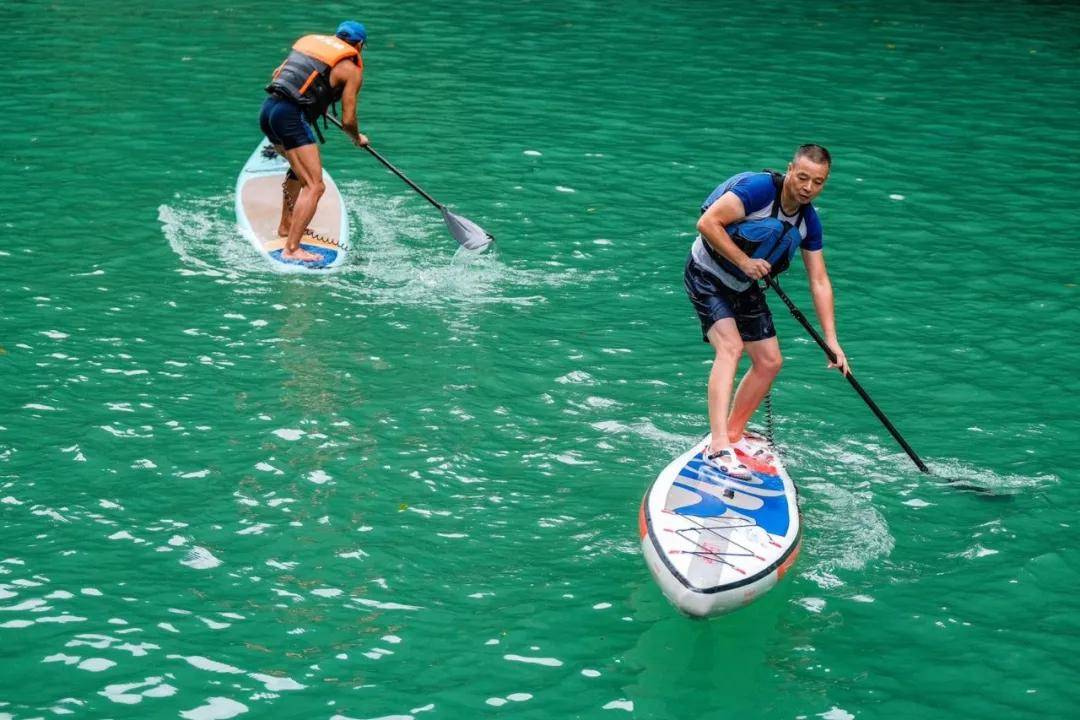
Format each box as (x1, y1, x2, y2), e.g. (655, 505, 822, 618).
(259, 21, 369, 263)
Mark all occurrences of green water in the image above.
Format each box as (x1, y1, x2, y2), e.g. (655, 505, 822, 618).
(3, 1, 1079, 718)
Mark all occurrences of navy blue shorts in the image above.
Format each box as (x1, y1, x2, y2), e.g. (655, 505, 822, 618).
(259, 96, 316, 150)
(684, 256, 776, 343)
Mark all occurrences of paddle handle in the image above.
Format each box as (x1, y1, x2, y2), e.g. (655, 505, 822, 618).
(763, 276, 930, 473)
(324, 115, 444, 211)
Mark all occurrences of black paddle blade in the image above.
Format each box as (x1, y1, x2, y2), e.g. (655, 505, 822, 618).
(441, 208, 494, 251)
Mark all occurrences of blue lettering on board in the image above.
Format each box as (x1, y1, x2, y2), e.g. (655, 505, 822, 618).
(671, 453, 791, 536)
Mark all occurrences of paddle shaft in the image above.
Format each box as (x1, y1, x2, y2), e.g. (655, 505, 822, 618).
(324, 115, 444, 211)
(762, 276, 930, 473)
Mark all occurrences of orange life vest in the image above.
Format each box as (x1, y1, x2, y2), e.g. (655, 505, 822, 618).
(266, 35, 362, 121)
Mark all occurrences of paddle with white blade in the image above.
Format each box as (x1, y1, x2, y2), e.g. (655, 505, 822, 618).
(325, 115, 494, 252)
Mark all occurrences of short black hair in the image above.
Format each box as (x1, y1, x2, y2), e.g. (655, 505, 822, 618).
(794, 143, 831, 167)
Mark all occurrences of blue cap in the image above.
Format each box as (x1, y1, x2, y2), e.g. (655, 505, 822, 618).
(335, 20, 367, 44)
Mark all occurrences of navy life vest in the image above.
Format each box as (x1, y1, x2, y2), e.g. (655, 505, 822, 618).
(700, 170, 807, 287)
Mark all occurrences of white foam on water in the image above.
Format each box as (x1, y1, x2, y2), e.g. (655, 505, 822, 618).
(307, 470, 332, 485)
(319, 179, 584, 310)
(819, 708, 855, 720)
(556, 371, 594, 385)
(603, 700, 634, 711)
(249, 673, 305, 691)
(168, 654, 244, 674)
(800, 477, 895, 586)
(179, 697, 248, 720)
(927, 457, 1055, 494)
(503, 654, 563, 667)
(1, 598, 47, 612)
(45, 653, 81, 665)
(582, 669, 601, 677)
(158, 197, 268, 282)
(951, 544, 999, 559)
(77, 658, 116, 672)
(143, 684, 177, 698)
(100, 676, 169, 705)
(350, 597, 421, 611)
(272, 429, 304, 441)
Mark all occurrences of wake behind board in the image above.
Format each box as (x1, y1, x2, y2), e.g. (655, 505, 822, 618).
(640, 433, 800, 617)
(235, 139, 349, 273)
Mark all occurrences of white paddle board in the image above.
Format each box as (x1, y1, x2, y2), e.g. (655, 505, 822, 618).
(235, 139, 350, 272)
(640, 432, 801, 617)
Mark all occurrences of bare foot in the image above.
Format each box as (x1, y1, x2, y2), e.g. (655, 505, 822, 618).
(277, 225, 291, 237)
(280, 246, 322, 264)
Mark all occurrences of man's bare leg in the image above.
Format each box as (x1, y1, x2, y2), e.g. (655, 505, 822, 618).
(270, 143, 300, 238)
(280, 143, 324, 263)
(705, 318, 744, 455)
(278, 174, 301, 238)
(727, 336, 783, 443)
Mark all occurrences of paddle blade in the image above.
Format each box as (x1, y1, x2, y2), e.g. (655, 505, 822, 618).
(441, 208, 494, 251)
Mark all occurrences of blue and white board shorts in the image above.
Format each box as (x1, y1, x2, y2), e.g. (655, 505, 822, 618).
(684, 256, 776, 343)
(259, 96, 316, 151)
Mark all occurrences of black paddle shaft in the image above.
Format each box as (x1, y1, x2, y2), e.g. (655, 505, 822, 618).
(762, 276, 930, 473)
(324, 114, 443, 211)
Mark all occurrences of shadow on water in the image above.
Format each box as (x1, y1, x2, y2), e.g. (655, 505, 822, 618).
(624, 579, 839, 718)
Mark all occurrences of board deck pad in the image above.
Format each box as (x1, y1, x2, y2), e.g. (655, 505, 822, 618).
(640, 433, 801, 617)
(235, 140, 350, 272)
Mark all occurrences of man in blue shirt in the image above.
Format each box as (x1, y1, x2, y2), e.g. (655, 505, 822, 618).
(685, 144, 849, 479)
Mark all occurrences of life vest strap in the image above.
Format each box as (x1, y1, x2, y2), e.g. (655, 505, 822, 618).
(764, 169, 808, 227)
(297, 70, 320, 96)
